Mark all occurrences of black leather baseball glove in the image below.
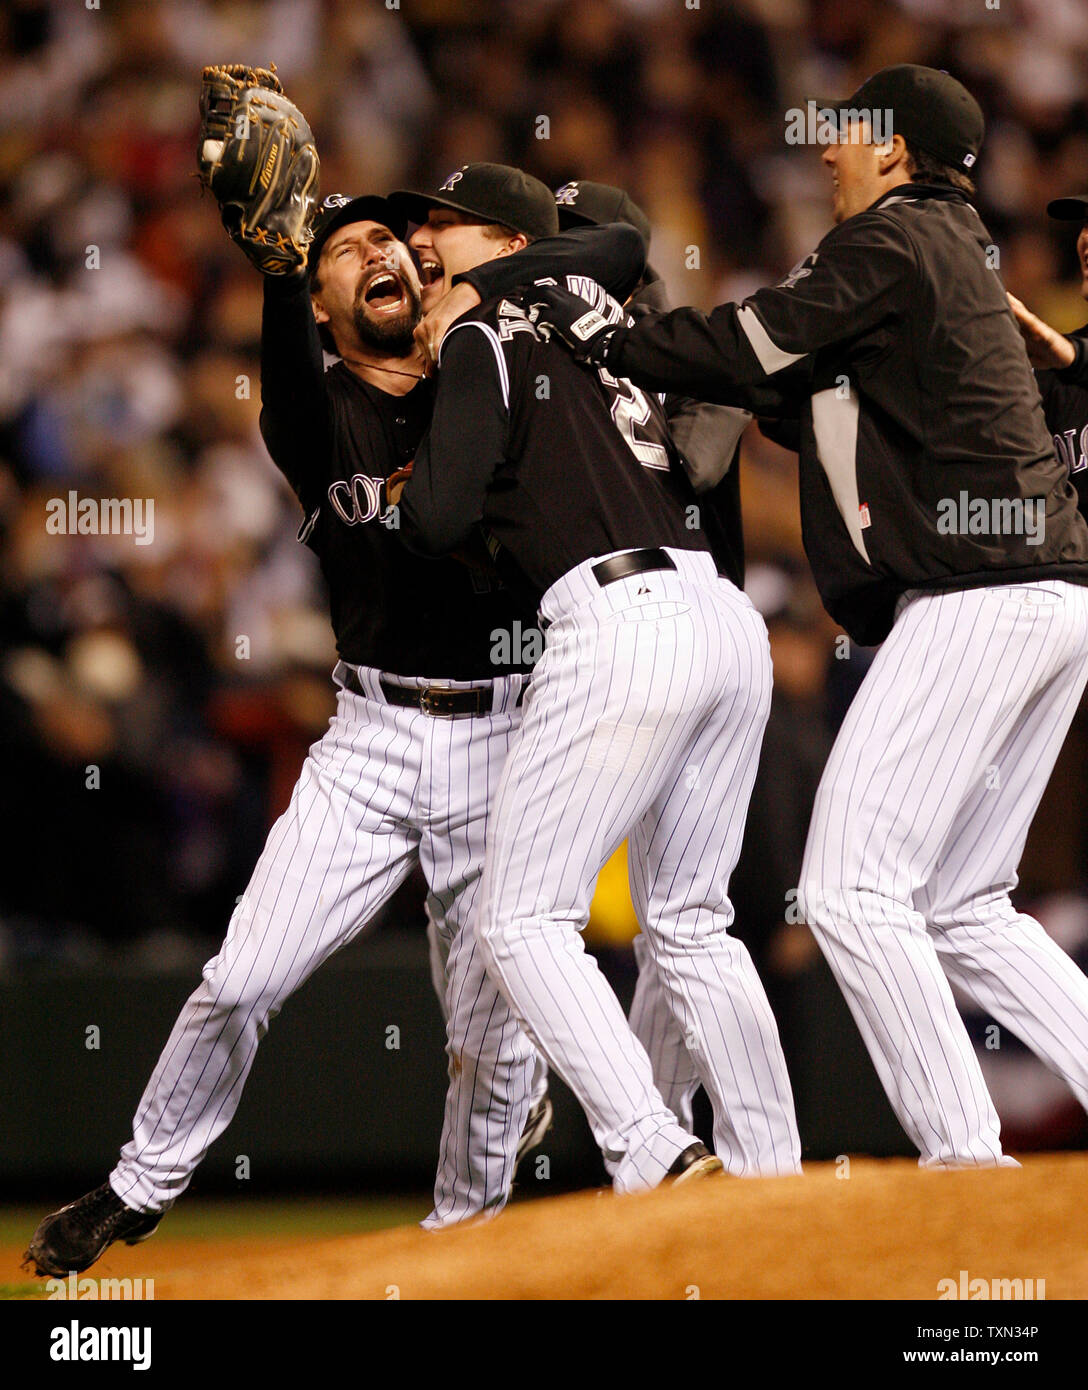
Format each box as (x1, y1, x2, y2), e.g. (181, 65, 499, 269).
(197, 63, 320, 275)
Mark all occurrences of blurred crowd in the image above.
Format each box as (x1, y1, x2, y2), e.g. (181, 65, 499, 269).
(1, 0, 1087, 1041)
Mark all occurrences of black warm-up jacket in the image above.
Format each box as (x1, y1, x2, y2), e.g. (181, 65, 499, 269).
(590, 184, 1088, 644)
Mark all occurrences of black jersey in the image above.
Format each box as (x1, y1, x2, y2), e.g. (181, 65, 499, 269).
(596, 185, 1088, 645)
(258, 271, 534, 678)
(1036, 327, 1088, 517)
(398, 277, 710, 604)
(461, 236, 751, 588)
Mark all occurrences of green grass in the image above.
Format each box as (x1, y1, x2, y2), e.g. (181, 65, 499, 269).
(0, 1195, 432, 1248)
(0, 1282, 48, 1300)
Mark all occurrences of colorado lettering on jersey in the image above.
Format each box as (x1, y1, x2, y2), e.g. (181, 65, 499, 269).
(327, 473, 392, 526)
(1053, 423, 1088, 477)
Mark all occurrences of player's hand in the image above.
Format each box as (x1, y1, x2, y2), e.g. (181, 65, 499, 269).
(415, 282, 482, 373)
(528, 285, 617, 364)
(381, 462, 413, 511)
(1007, 293, 1076, 370)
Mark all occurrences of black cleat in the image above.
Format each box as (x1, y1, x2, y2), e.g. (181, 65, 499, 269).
(664, 1142, 724, 1185)
(515, 1096, 554, 1175)
(22, 1184, 162, 1277)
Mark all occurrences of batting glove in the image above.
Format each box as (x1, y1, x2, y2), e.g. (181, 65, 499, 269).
(530, 285, 617, 365)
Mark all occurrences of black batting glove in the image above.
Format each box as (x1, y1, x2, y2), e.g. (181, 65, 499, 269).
(529, 285, 617, 365)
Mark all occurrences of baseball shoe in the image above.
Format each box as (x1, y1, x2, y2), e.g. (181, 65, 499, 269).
(22, 1184, 161, 1277)
(664, 1142, 724, 1185)
(515, 1095, 554, 1175)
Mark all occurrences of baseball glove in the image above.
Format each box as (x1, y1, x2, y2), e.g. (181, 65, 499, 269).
(197, 63, 320, 275)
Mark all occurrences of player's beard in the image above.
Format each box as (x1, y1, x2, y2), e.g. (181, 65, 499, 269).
(352, 278, 423, 357)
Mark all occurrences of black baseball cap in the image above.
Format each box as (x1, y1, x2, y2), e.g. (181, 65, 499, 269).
(554, 180, 652, 252)
(308, 193, 408, 270)
(1047, 195, 1088, 221)
(390, 163, 559, 241)
(812, 64, 985, 172)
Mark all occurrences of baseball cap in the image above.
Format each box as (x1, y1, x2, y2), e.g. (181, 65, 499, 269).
(811, 64, 985, 172)
(1047, 195, 1088, 221)
(390, 164, 559, 241)
(308, 193, 408, 270)
(554, 180, 652, 252)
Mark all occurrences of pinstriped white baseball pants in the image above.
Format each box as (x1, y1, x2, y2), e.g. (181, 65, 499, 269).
(629, 932, 699, 1132)
(476, 549, 801, 1191)
(799, 580, 1088, 1166)
(110, 663, 538, 1223)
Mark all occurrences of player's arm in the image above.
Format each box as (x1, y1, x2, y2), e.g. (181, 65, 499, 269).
(629, 276, 751, 491)
(398, 325, 508, 556)
(457, 222, 646, 306)
(258, 270, 334, 498)
(663, 366, 807, 484)
(537, 214, 916, 405)
(1007, 294, 1084, 373)
(1055, 333, 1088, 381)
(634, 273, 806, 488)
(417, 224, 647, 366)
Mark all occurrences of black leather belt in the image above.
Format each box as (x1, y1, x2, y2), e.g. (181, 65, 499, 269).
(591, 548, 676, 587)
(539, 550, 678, 631)
(339, 663, 524, 716)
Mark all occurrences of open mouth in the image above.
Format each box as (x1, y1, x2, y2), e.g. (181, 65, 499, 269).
(362, 272, 408, 314)
(417, 258, 443, 291)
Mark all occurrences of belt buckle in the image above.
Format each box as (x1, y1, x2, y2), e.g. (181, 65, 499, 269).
(420, 685, 470, 717)
(420, 686, 449, 717)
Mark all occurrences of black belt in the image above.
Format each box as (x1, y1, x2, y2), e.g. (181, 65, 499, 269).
(340, 664, 524, 716)
(540, 549, 678, 631)
(591, 548, 676, 587)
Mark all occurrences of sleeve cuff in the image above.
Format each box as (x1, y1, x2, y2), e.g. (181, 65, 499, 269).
(1055, 334, 1088, 382)
(600, 326, 626, 370)
(263, 267, 311, 300)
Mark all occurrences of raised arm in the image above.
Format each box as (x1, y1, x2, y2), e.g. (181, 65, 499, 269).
(415, 224, 647, 367)
(258, 271, 333, 503)
(458, 223, 645, 306)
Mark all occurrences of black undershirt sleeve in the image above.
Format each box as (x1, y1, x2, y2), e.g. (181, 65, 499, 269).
(455, 224, 646, 307)
(398, 324, 509, 556)
(258, 270, 333, 503)
(1054, 332, 1088, 384)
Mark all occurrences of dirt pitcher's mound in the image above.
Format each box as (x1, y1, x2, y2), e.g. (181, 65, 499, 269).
(150, 1153, 1087, 1300)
